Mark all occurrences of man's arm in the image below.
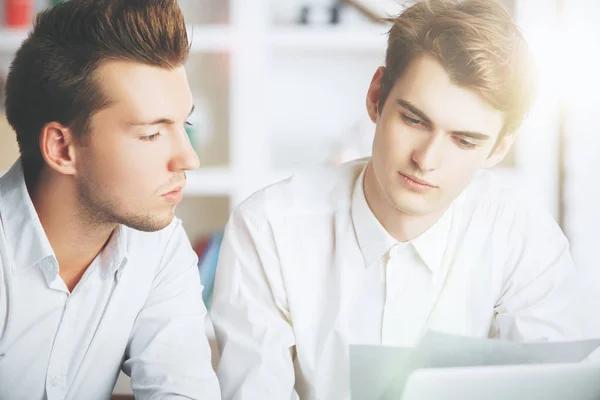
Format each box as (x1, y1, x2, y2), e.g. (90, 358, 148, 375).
(210, 208, 298, 400)
(122, 219, 221, 399)
(494, 208, 583, 341)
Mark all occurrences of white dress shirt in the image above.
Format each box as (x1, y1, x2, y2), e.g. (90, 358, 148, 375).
(0, 160, 221, 400)
(211, 158, 581, 400)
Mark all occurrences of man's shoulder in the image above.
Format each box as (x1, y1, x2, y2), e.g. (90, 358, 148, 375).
(236, 159, 368, 221)
(459, 170, 519, 203)
(456, 169, 556, 228)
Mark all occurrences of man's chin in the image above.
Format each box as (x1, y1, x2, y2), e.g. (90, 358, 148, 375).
(392, 203, 425, 217)
(120, 212, 175, 233)
(390, 195, 433, 217)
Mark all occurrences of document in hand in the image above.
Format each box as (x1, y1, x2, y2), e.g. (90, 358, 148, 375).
(349, 331, 600, 400)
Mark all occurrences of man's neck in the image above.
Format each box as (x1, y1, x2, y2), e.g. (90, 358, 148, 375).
(29, 173, 115, 292)
(363, 162, 445, 242)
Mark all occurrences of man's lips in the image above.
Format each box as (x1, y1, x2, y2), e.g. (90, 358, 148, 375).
(162, 184, 185, 196)
(399, 173, 437, 188)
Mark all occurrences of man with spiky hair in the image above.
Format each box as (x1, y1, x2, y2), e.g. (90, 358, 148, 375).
(0, 1, 220, 398)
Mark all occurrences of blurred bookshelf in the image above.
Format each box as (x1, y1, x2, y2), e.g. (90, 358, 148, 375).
(0, 27, 27, 52)
(269, 25, 387, 52)
(0, 25, 232, 54)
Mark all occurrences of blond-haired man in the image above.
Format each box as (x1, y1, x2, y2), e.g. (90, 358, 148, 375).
(211, 1, 581, 399)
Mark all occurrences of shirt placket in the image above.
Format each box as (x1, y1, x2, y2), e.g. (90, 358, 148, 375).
(381, 245, 433, 347)
(45, 294, 78, 400)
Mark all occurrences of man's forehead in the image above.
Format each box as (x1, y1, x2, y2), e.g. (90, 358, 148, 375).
(93, 61, 191, 119)
(393, 57, 504, 138)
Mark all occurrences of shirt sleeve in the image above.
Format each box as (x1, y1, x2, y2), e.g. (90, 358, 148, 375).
(122, 218, 221, 399)
(493, 207, 583, 341)
(210, 208, 299, 400)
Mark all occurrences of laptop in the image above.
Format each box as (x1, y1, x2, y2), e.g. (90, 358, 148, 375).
(400, 363, 600, 400)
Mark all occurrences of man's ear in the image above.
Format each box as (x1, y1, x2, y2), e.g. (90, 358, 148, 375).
(39, 122, 78, 176)
(366, 66, 385, 123)
(483, 132, 516, 169)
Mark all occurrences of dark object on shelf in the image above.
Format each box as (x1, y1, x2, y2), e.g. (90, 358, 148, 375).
(299, 2, 343, 25)
(331, 2, 342, 24)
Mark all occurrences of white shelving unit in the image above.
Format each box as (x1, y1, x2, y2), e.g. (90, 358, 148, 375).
(269, 25, 387, 51)
(188, 25, 232, 52)
(183, 168, 233, 196)
(0, 25, 231, 53)
(0, 28, 28, 52)
(0, 168, 238, 195)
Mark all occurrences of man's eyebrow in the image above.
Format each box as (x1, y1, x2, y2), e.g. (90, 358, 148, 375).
(396, 98, 491, 140)
(396, 99, 432, 125)
(451, 130, 490, 141)
(127, 104, 195, 126)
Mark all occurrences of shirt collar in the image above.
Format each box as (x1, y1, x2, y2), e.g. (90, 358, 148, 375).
(351, 166, 397, 268)
(0, 160, 56, 274)
(410, 203, 453, 276)
(351, 164, 453, 276)
(98, 224, 128, 279)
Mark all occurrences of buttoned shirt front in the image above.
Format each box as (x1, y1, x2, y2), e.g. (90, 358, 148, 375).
(211, 158, 581, 400)
(0, 160, 221, 400)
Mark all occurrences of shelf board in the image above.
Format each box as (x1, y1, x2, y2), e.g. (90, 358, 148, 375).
(0, 25, 231, 54)
(0, 168, 233, 196)
(0, 28, 29, 53)
(269, 25, 388, 52)
(184, 167, 233, 196)
(188, 25, 232, 53)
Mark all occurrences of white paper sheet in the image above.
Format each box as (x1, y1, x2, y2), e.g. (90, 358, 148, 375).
(350, 331, 600, 400)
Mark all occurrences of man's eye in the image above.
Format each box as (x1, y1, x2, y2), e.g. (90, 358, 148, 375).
(402, 114, 422, 125)
(456, 137, 476, 149)
(140, 133, 160, 141)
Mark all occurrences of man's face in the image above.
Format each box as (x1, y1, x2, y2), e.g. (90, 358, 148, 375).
(367, 54, 510, 219)
(74, 60, 199, 232)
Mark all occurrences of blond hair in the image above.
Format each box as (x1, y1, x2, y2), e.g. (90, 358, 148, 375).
(380, 0, 537, 137)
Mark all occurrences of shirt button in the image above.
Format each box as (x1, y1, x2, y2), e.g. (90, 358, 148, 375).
(51, 376, 60, 387)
